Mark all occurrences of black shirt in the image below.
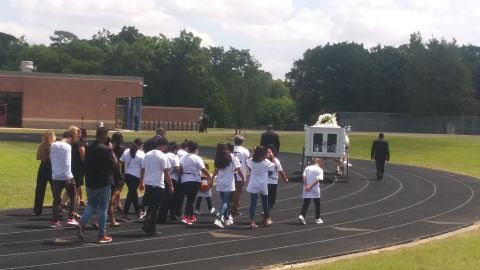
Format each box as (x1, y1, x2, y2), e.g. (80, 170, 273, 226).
(85, 140, 116, 188)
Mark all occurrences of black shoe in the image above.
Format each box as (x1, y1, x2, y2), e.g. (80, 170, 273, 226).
(141, 226, 157, 236)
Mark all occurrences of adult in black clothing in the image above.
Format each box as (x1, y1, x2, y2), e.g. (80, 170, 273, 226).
(371, 133, 390, 180)
(260, 125, 280, 155)
(77, 127, 117, 243)
(143, 127, 166, 153)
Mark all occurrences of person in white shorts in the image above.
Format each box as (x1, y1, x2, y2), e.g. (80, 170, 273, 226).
(298, 158, 324, 225)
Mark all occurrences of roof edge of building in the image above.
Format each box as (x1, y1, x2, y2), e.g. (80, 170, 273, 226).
(0, 70, 143, 82)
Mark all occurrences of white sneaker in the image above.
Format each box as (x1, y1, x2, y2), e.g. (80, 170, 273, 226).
(224, 219, 232, 226)
(228, 215, 234, 224)
(298, 215, 306, 225)
(214, 219, 224, 228)
(209, 207, 216, 214)
(193, 210, 201, 215)
(315, 218, 324, 224)
(67, 218, 79, 226)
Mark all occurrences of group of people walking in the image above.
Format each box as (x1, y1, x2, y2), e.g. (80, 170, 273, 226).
(33, 126, 328, 243)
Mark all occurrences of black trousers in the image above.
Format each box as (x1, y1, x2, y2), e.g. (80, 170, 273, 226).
(300, 198, 321, 219)
(33, 160, 53, 214)
(143, 185, 164, 233)
(173, 179, 184, 217)
(195, 196, 212, 211)
(123, 174, 140, 215)
(51, 179, 76, 221)
(267, 183, 278, 211)
(375, 159, 386, 179)
(158, 180, 178, 222)
(182, 181, 200, 218)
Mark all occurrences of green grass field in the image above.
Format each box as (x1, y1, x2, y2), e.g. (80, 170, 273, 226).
(1, 129, 480, 270)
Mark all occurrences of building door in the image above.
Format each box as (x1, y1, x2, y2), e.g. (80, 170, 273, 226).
(0, 103, 6, 127)
(0, 92, 22, 127)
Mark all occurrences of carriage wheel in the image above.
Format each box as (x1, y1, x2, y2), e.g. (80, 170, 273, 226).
(345, 154, 349, 182)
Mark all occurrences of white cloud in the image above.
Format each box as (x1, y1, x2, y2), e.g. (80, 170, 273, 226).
(185, 27, 215, 47)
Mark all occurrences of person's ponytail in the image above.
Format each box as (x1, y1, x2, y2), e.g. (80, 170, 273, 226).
(130, 138, 143, 159)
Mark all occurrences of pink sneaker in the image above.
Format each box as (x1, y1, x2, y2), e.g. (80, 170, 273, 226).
(180, 216, 189, 224)
(50, 221, 63, 228)
(67, 218, 79, 226)
(98, 235, 112, 243)
(190, 215, 197, 223)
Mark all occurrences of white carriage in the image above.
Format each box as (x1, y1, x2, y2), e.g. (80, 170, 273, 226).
(301, 114, 350, 182)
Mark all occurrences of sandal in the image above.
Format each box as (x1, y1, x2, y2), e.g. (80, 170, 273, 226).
(110, 222, 121, 227)
(250, 224, 258, 229)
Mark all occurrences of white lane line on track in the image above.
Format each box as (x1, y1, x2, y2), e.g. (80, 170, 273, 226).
(1, 168, 447, 270)
(0, 168, 406, 259)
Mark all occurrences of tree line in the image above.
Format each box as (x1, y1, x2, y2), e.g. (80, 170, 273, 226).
(287, 32, 480, 123)
(1, 28, 480, 127)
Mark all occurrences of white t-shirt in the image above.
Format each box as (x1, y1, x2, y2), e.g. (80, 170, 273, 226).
(141, 149, 171, 188)
(177, 149, 188, 159)
(180, 153, 206, 183)
(267, 157, 284, 185)
(233, 145, 250, 176)
(246, 159, 276, 195)
(120, 148, 145, 178)
(216, 154, 241, 192)
(302, 164, 323, 198)
(166, 152, 180, 180)
(50, 141, 73, 180)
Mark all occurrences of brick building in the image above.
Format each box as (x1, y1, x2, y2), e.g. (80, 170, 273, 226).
(0, 70, 143, 130)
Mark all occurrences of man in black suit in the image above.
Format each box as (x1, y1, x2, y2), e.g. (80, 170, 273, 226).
(260, 125, 280, 155)
(371, 133, 390, 180)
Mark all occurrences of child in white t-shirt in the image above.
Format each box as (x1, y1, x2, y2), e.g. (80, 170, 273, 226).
(194, 164, 215, 214)
(298, 158, 324, 225)
(265, 145, 289, 211)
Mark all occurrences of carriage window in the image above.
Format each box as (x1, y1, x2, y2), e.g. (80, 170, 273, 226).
(327, 134, 337, 153)
(313, 133, 323, 152)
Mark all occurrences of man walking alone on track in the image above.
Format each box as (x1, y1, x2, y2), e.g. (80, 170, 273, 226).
(371, 132, 390, 180)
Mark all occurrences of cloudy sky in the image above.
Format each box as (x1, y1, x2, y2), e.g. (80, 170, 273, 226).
(1, 0, 480, 79)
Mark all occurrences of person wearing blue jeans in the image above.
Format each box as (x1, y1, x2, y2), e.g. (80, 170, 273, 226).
(80, 185, 111, 238)
(218, 191, 232, 220)
(211, 143, 244, 228)
(249, 193, 269, 221)
(77, 127, 117, 243)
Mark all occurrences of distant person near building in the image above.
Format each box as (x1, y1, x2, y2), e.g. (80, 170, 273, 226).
(260, 125, 280, 155)
(370, 133, 390, 180)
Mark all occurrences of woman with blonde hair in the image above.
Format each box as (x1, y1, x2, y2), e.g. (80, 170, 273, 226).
(33, 131, 56, 216)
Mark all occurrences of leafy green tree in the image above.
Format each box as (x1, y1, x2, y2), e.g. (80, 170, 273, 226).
(50, 30, 78, 47)
(405, 33, 475, 116)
